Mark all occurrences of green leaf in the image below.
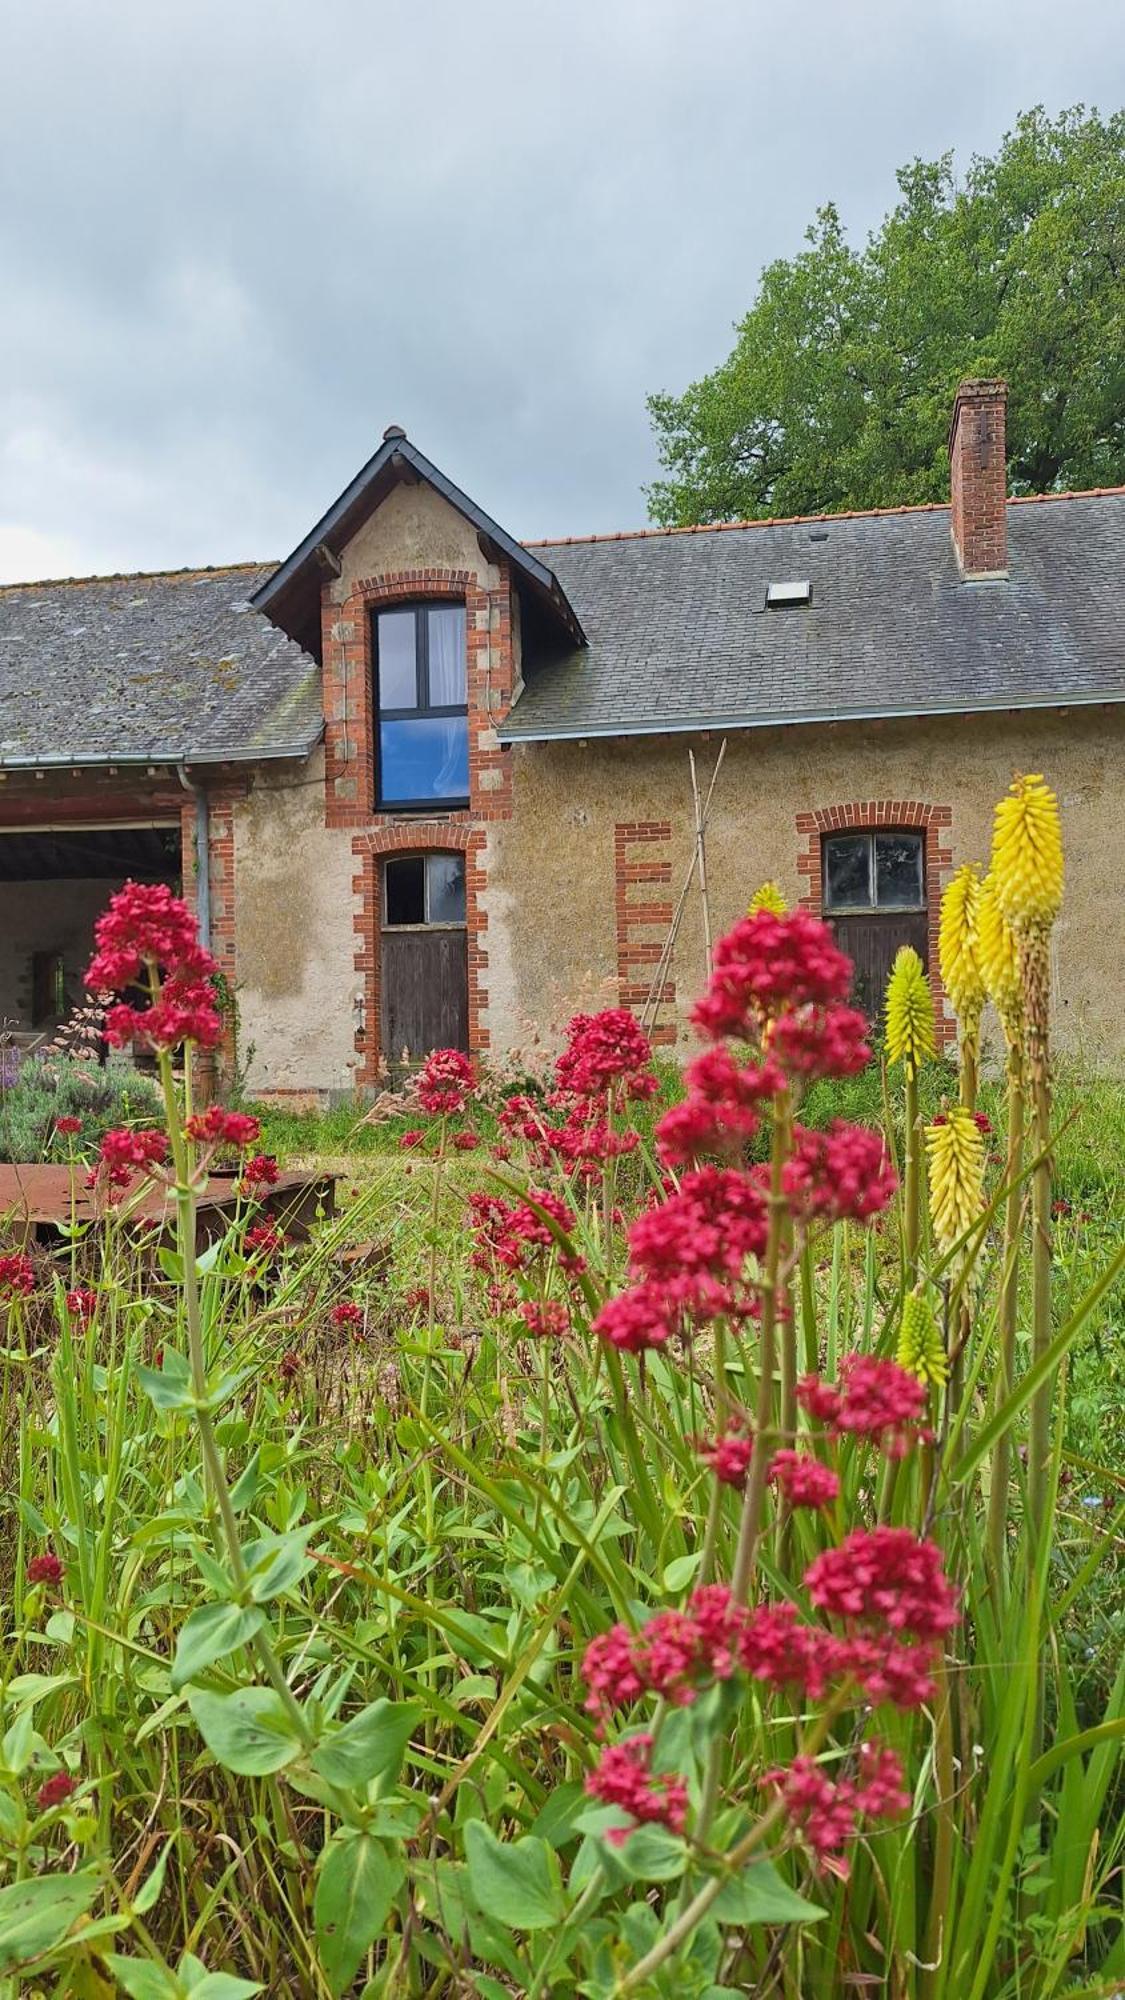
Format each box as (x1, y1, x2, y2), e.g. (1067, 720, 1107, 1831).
(188, 1686, 304, 1777)
(102, 1958, 180, 2000)
(709, 1859, 826, 1925)
(179, 1955, 264, 1997)
(241, 1528, 315, 1603)
(609, 1825, 688, 1881)
(171, 1602, 267, 1690)
(132, 1836, 174, 1917)
(314, 1831, 404, 1995)
(1, 1707, 35, 1776)
(137, 1349, 195, 1411)
(662, 1552, 703, 1594)
(229, 1450, 262, 1513)
(310, 1699, 420, 1791)
(0, 1869, 101, 1973)
(464, 1821, 563, 1931)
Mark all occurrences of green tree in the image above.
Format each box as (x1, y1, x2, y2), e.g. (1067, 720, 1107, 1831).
(646, 106, 1125, 525)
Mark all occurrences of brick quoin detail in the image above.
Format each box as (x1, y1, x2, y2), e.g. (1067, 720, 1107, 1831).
(321, 562, 516, 1081)
(614, 822, 677, 1047)
(180, 786, 243, 1093)
(795, 800, 955, 1047)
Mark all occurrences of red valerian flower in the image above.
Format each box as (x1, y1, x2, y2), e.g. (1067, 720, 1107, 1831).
(54, 1115, 83, 1136)
(766, 1740, 910, 1871)
(238, 1153, 280, 1193)
(518, 1299, 569, 1338)
(93, 1128, 169, 1193)
(35, 1772, 78, 1811)
(765, 1756, 860, 1861)
(771, 1004, 872, 1082)
(768, 1448, 840, 1508)
(783, 1121, 897, 1225)
(692, 910, 853, 1040)
(699, 1425, 754, 1488)
(330, 1301, 364, 1329)
(86, 881, 206, 986)
(416, 1048, 475, 1116)
(278, 1350, 302, 1381)
(804, 1528, 961, 1641)
(27, 1551, 64, 1586)
(628, 1167, 769, 1287)
(0, 1252, 35, 1296)
(451, 1130, 480, 1151)
(585, 1735, 688, 1844)
(244, 1221, 284, 1257)
(403, 1285, 430, 1312)
(399, 1128, 425, 1151)
(554, 1009, 658, 1102)
(184, 1107, 261, 1149)
(582, 1587, 747, 1719)
(65, 1288, 98, 1322)
(655, 1045, 782, 1167)
(829, 1354, 930, 1458)
(593, 1281, 677, 1353)
(797, 1373, 843, 1423)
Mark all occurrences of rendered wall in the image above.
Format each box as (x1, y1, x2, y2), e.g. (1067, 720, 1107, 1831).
(485, 706, 1125, 1063)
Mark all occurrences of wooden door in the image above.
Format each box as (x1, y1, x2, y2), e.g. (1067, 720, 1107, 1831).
(381, 928, 469, 1064)
(829, 910, 929, 1026)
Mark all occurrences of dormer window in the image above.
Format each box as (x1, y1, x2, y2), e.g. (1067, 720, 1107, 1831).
(375, 602, 469, 809)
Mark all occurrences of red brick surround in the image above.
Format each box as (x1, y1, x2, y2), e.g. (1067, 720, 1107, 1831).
(614, 821, 677, 1047)
(795, 799, 955, 1046)
(322, 566, 515, 1081)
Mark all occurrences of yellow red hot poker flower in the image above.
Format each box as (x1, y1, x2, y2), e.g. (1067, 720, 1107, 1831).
(925, 1107, 986, 1253)
(885, 946, 936, 1079)
(991, 773, 1064, 933)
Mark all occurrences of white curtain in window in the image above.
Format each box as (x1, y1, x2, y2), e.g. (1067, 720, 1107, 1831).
(428, 606, 466, 705)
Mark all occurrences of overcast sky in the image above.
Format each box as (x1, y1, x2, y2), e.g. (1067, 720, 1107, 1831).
(1, 0, 1122, 583)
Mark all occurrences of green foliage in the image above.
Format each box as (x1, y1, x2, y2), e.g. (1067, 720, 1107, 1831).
(0, 1049, 161, 1162)
(647, 105, 1125, 523)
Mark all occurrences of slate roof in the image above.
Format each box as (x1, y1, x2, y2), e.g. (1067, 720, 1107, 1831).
(0, 563, 322, 768)
(501, 492, 1125, 741)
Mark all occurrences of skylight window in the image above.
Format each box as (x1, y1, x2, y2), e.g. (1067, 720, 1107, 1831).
(765, 579, 812, 608)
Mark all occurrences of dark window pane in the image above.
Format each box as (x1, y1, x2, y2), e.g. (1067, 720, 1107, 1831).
(427, 605, 466, 704)
(379, 716, 469, 805)
(385, 855, 425, 926)
(824, 835, 872, 910)
(426, 854, 466, 924)
(875, 834, 924, 909)
(377, 610, 419, 708)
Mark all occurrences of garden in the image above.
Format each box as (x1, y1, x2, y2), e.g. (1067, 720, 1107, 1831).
(0, 773, 1122, 1998)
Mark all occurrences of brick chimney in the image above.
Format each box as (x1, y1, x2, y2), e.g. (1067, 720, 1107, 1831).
(948, 378, 1009, 578)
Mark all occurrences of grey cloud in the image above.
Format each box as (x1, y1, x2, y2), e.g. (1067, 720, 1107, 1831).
(2, 0, 1123, 579)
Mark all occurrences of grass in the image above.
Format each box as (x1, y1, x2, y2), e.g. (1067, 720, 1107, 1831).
(0, 1041, 1122, 1995)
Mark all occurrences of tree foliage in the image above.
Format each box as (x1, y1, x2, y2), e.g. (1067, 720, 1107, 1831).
(646, 106, 1125, 524)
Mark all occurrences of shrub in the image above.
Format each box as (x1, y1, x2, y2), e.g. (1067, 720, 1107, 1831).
(0, 1047, 161, 1162)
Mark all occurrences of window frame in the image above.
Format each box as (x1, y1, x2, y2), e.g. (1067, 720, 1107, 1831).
(381, 852, 468, 932)
(822, 828, 926, 916)
(373, 601, 470, 812)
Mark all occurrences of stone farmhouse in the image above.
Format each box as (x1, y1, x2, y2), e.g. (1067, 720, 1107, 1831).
(1, 379, 1122, 1097)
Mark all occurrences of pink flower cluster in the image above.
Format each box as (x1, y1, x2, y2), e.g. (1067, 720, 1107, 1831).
(184, 1107, 261, 1150)
(554, 1009, 658, 1102)
(692, 909, 853, 1040)
(92, 1127, 169, 1195)
(766, 1740, 910, 1867)
(585, 1735, 688, 1844)
(330, 1301, 364, 1331)
(468, 1187, 583, 1310)
(699, 1424, 754, 1488)
(798, 1355, 930, 1459)
(238, 1154, 280, 1195)
(65, 1287, 98, 1323)
(767, 1448, 840, 1508)
(655, 1045, 782, 1168)
(416, 1048, 475, 1116)
(0, 1252, 35, 1296)
(86, 882, 223, 1052)
(783, 1122, 897, 1225)
(582, 1531, 960, 1725)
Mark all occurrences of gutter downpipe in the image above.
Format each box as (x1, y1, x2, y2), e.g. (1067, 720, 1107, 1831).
(177, 765, 216, 1104)
(176, 765, 212, 952)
